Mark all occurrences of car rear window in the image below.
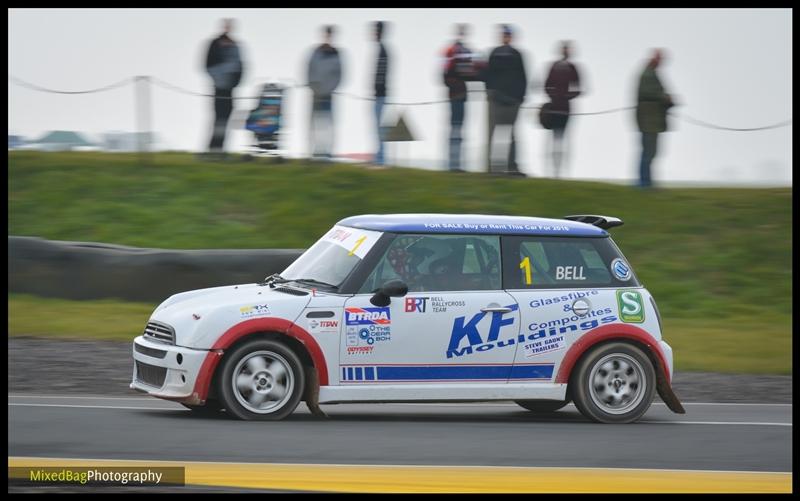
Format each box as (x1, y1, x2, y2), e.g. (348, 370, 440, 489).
(502, 236, 639, 289)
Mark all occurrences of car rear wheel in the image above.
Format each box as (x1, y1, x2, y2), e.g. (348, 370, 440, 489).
(514, 399, 570, 413)
(571, 342, 656, 424)
(218, 339, 305, 421)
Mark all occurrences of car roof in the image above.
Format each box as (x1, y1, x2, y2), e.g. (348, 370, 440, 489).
(337, 214, 608, 237)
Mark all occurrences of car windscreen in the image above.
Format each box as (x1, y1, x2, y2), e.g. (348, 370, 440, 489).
(281, 225, 383, 290)
(502, 235, 640, 289)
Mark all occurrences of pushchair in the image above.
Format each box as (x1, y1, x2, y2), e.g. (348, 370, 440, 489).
(245, 82, 286, 160)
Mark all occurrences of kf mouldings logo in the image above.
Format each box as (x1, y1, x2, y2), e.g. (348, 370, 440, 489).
(616, 290, 645, 323)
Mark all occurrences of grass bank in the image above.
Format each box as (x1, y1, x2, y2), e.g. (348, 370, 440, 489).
(8, 152, 792, 373)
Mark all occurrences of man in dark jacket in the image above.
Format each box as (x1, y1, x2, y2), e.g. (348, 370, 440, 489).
(636, 48, 674, 188)
(307, 25, 343, 161)
(543, 40, 581, 178)
(205, 18, 244, 156)
(373, 21, 389, 166)
(485, 24, 527, 174)
(443, 24, 481, 172)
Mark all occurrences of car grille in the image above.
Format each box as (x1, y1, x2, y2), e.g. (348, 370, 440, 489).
(134, 343, 167, 359)
(143, 321, 175, 345)
(135, 361, 167, 388)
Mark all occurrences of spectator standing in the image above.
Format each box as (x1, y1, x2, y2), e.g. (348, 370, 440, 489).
(543, 40, 582, 178)
(485, 24, 527, 174)
(373, 21, 390, 166)
(205, 18, 244, 157)
(635, 48, 674, 188)
(442, 24, 480, 172)
(307, 25, 343, 161)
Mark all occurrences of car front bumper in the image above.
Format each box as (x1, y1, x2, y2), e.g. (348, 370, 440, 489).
(130, 335, 210, 404)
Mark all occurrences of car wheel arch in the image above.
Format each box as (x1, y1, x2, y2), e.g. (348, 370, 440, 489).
(192, 317, 329, 405)
(557, 325, 685, 414)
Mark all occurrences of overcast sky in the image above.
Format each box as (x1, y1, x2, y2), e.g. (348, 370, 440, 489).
(8, 8, 793, 185)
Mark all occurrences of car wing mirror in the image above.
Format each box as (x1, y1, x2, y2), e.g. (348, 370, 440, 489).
(370, 279, 409, 307)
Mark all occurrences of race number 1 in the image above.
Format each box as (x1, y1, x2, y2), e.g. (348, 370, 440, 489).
(520, 256, 533, 285)
(348, 236, 367, 256)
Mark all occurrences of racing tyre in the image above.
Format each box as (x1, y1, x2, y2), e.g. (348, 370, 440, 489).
(218, 339, 305, 421)
(571, 342, 656, 424)
(514, 399, 571, 413)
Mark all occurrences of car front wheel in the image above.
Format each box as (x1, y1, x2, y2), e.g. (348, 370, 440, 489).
(218, 339, 305, 421)
(571, 342, 656, 424)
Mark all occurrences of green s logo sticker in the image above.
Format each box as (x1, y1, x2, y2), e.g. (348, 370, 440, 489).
(617, 290, 645, 323)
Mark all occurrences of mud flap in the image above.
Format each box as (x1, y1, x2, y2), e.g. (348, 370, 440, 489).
(657, 375, 686, 414)
(304, 366, 328, 419)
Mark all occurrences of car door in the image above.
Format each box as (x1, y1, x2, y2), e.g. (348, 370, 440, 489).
(339, 233, 520, 385)
(502, 235, 623, 383)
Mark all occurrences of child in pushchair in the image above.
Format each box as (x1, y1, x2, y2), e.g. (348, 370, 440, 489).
(245, 82, 285, 159)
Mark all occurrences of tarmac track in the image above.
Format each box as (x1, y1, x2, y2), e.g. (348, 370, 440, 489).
(8, 395, 792, 492)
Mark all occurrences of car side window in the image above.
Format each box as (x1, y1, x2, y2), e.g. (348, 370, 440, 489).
(503, 236, 624, 289)
(359, 234, 502, 293)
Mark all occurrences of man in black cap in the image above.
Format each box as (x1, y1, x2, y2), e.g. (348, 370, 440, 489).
(205, 18, 245, 157)
(484, 24, 527, 174)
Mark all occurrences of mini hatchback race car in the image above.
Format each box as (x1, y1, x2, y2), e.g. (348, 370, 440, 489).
(131, 214, 685, 423)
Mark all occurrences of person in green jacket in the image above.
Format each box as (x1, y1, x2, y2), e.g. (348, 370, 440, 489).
(636, 49, 674, 188)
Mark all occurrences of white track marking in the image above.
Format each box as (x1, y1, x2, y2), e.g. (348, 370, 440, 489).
(641, 420, 791, 427)
(7, 402, 792, 426)
(9, 395, 156, 400)
(9, 403, 182, 411)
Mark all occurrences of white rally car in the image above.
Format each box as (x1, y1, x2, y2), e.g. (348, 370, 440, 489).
(131, 214, 685, 423)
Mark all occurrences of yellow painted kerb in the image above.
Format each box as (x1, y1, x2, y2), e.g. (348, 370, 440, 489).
(8, 457, 792, 493)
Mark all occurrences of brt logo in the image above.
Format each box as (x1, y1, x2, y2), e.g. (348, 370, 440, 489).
(617, 291, 645, 323)
(405, 297, 429, 313)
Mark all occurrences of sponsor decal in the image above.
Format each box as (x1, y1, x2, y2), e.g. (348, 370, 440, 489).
(617, 290, 645, 323)
(555, 266, 586, 280)
(422, 222, 571, 232)
(323, 225, 381, 259)
(345, 325, 389, 349)
(611, 258, 632, 281)
(523, 334, 566, 358)
(239, 304, 271, 318)
(528, 307, 614, 333)
(327, 228, 352, 243)
(445, 306, 618, 360)
(345, 307, 391, 325)
(406, 296, 466, 313)
(521, 309, 617, 357)
(405, 297, 429, 313)
(308, 317, 340, 335)
(345, 306, 391, 350)
(358, 325, 391, 344)
(431, 296, 466, 313)
(529, 290, 598, 309)
(446, 304, 519, 359)
(346, 346, 374, 356)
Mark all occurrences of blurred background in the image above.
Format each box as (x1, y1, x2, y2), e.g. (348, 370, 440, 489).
(8, 8, 792, 184)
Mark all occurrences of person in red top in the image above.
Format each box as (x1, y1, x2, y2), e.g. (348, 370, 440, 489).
(442, 24, 483, 172)
(543, 40, 582, 178)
